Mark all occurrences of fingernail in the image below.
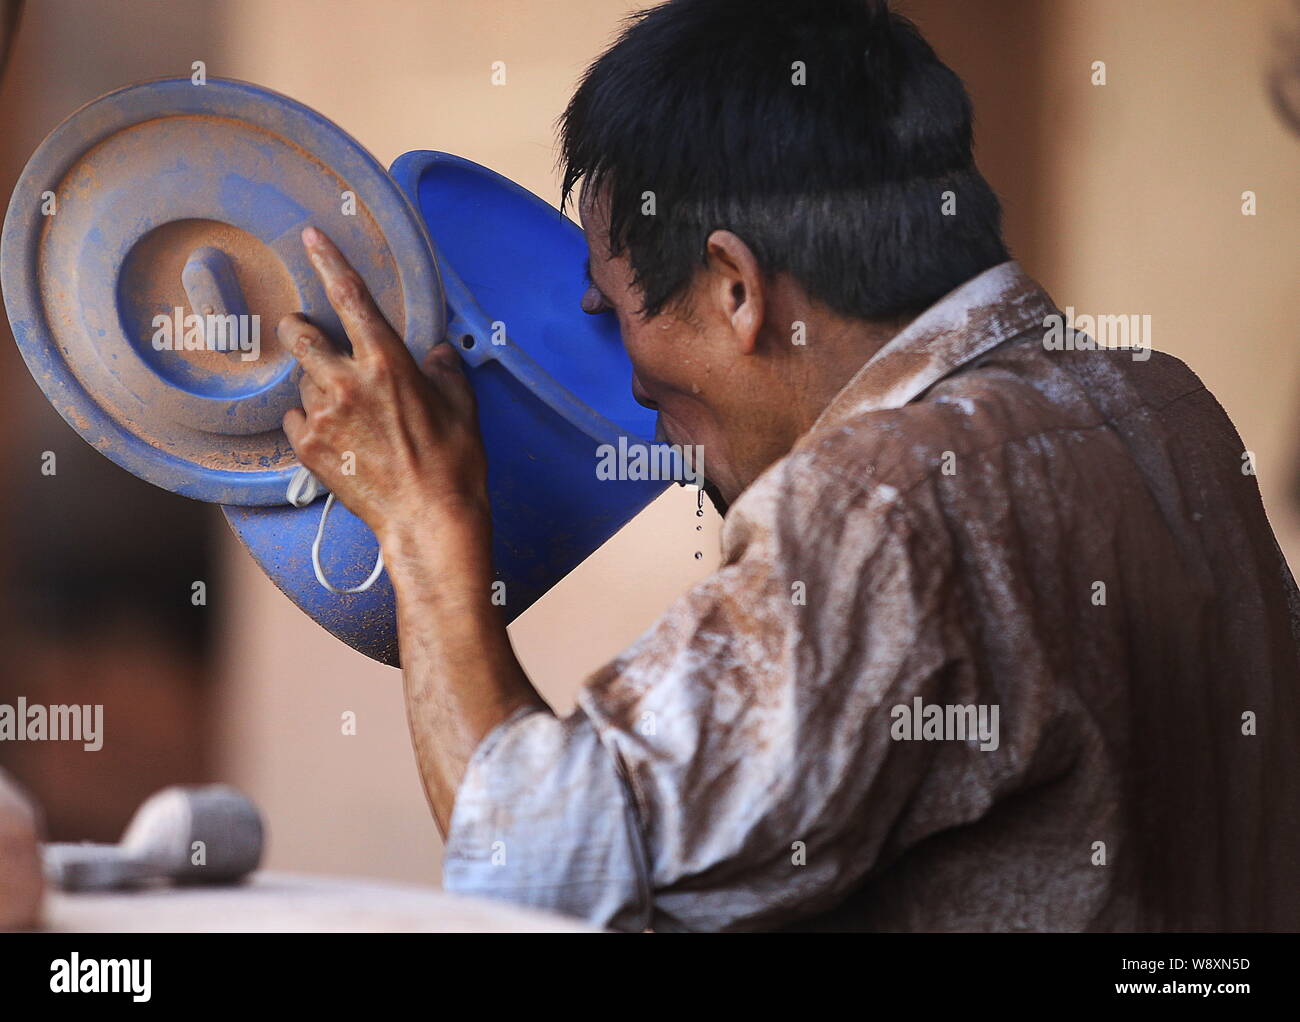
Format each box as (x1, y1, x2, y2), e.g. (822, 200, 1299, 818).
(302, 226, 321, 246)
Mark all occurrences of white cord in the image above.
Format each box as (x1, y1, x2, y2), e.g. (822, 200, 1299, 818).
(287, 467, 384, 594)
(286, 466, 323, 508)
(311, 492, 386, 595)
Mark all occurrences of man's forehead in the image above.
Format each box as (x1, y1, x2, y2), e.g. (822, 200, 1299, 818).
(578, 183, 612, 252)
(578, 181, 609, 225)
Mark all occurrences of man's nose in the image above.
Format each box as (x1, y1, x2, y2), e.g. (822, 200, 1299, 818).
(580, 285, 607, 315)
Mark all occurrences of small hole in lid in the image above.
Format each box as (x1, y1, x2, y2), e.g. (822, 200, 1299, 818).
(460, 333, 475, 349)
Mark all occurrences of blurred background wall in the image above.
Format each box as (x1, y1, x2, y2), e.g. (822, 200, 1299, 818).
(0, 0, 1296, 885)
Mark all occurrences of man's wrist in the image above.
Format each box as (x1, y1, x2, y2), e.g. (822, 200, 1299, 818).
(378, 496, 494, 605)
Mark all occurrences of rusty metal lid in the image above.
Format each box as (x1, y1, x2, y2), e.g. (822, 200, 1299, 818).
(1, 77, 444, 505)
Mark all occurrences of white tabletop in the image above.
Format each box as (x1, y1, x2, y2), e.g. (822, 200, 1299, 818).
(41, 872, 596, 933)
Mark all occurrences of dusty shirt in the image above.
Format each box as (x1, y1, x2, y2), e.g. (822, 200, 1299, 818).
(442, 261, 1300, 932)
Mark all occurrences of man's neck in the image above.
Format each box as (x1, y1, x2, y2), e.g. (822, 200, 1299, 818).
(793, 318, 904, 434)
(720, 305, 909, 503)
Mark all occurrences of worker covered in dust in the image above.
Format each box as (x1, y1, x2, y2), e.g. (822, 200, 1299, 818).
(275, 0, 1300, 931)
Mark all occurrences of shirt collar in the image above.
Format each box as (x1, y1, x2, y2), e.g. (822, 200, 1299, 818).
(811, 261, 1056, 433)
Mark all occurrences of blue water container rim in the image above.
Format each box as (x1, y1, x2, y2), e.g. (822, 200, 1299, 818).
(389, 149, 666, 453)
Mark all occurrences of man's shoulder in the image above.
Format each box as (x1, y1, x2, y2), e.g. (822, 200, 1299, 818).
(765, 340, 1212, 524)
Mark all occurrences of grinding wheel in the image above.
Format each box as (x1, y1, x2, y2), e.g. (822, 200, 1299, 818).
(1, 76, 445, 506)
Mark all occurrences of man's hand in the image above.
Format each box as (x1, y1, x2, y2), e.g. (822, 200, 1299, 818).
(280, 226, 546, 834)
(278, 226, 488, 546)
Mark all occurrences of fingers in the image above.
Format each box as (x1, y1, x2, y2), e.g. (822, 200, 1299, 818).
(421, 340, 463, 375)
(301, 226, 402, 359)
(282, 406, 308, 451)
(299, 370, 327, 412)
(278, 313, 346, 386)
(423, 341, 477, 414)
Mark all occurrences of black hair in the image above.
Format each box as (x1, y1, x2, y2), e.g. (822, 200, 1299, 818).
(560, 0, 1009, 321)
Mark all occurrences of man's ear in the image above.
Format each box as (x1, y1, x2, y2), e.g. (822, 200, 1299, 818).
(703, 230, 765, 354)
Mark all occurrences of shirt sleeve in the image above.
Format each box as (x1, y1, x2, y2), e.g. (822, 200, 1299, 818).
(440, 704, 654, 932)
(443, 446, 1063, 931)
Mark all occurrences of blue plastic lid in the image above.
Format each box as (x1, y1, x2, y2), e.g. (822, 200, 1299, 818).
(1, 77, 444, 505)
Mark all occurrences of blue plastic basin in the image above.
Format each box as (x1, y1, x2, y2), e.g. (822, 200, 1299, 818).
(225, 152, 673, 664)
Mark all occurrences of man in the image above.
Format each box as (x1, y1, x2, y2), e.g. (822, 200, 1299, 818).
(277, 0, 1300, 931)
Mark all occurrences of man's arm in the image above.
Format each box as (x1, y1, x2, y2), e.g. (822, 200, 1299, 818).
(279, 226, 546, 834)
(384, 511, 547, 834)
